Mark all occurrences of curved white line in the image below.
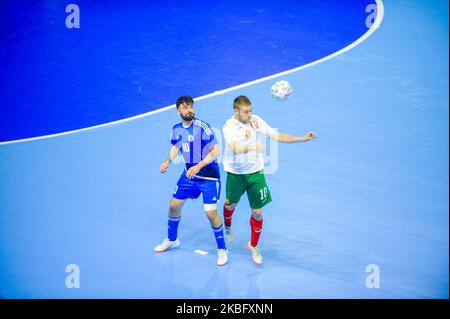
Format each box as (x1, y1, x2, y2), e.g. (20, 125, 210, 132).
(0, 0, 384, 146)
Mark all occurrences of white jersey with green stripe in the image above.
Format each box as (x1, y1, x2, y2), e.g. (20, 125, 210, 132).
(222, 114, 276, 175)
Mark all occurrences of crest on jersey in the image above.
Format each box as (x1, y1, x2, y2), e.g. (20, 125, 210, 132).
(188, 135, 194, 142)
(245, 130, 251, 138)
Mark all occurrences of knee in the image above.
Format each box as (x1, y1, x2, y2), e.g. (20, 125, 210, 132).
(169, 200, 183, 214)
(205, 210, 219, 220)
(251, 209, 262, 220)
(225, 202, 238, 210)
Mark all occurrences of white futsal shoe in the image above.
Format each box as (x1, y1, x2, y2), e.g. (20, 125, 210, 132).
(246, 241, 262, 265)
(224, 226, 235, 242)
(217, 249, 229, 266)
(154, 238, 180, 252)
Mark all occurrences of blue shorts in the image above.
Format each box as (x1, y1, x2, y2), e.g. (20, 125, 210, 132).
(173, 173, 221, 204)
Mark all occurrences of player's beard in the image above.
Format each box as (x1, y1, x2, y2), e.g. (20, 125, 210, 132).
(238, 115, 250, 124)
(181, 113, 194, 121)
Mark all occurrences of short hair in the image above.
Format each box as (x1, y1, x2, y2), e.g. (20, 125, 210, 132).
(176, 96, 194, 109)
(233, 95, 252, 110)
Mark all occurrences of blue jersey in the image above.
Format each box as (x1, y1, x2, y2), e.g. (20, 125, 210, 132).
(170, 118, 220, 180)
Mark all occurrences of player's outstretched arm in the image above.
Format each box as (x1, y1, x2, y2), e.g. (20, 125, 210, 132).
(271, 131, 317, 143)
(186, 144, 221, 179)
(160, 145, 180, 173)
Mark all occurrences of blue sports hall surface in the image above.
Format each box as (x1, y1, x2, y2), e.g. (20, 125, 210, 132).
(0, 0, 448, 298)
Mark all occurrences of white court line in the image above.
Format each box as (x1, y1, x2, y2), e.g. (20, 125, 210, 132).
(193, 249, 209, 255)
(0, 0, 384, 146)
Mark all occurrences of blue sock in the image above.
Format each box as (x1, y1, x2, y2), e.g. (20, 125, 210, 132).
(212, 224, 227, 250)
(168, 216, 181, 241)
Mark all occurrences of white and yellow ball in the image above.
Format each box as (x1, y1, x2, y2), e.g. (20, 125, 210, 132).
(270, 80, 292, 100)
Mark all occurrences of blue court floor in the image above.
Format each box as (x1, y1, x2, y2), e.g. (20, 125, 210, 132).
(0, 0, 448, 298)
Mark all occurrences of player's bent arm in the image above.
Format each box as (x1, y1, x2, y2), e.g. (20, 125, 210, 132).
(186, 144, 220, 178)
(195, 144, 221, 170)
(229, 141, 261, 154)
(160, 145, 180, 173)
(271, 131, 317, 143)
(166, 144, 181, 163)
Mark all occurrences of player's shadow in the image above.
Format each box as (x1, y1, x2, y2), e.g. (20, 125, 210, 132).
(194, 263, 262, 299)
(195, 264, 231, 298)
(245, 270, 262, 298)
(154, 252, 195, 298)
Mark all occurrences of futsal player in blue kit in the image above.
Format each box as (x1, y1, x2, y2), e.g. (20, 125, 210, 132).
(154, 96, 228, 266)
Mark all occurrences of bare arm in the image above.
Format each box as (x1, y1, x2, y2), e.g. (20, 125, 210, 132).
(186, 144, 221, 178)
(229, 141, 265, 154)
(197, 144, 221, 169)
(271, 131, 317, 143)
(160, 144, 181, 173)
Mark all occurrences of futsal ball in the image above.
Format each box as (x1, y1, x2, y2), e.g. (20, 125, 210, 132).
(270, 80, 292, 100)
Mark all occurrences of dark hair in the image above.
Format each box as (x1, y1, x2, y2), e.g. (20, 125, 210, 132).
(176, 96, 194, 109)
(233, 95, 252, 109)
